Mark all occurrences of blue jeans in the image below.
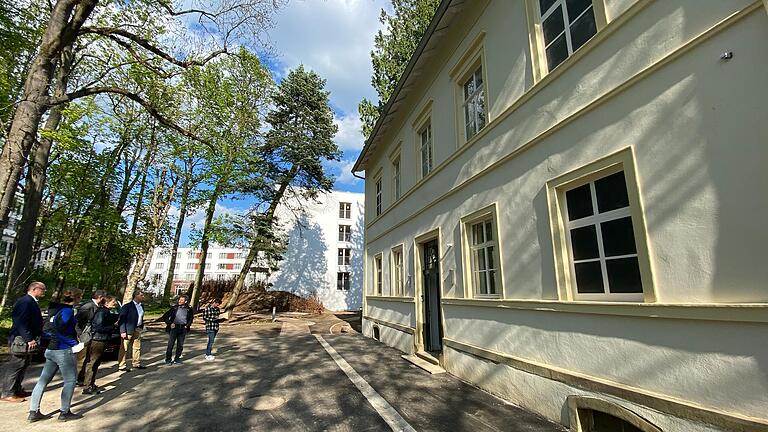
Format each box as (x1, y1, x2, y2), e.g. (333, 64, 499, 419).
(206, 330, 218, 356)
(30, 348, 76, 413)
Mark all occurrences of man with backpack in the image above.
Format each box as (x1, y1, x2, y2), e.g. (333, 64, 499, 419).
(75, 290, 105, 386)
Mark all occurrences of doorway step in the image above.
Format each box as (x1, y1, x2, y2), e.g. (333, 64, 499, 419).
(402, 353, 445, 374)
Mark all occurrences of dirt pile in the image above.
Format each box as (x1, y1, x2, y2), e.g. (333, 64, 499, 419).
(215, 290, 324, 314)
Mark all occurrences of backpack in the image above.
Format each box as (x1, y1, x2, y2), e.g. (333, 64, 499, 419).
(42, 309, 64, 338)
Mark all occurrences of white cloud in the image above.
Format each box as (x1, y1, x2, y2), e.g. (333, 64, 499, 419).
(267, 0, 387, 115)
(334, 112, 365, 152)
(326, 158, 363, 187)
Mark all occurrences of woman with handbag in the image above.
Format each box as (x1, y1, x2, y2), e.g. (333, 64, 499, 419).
(27, 289, 84, 423)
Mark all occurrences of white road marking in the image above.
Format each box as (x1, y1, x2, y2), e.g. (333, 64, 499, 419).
(314, 334, 417, 432)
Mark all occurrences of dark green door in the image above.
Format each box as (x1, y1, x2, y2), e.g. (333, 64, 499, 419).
(422, 239, 442, 352)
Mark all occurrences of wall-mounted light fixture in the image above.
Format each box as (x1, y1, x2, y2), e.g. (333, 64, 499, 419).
(720, 51, 733, 61)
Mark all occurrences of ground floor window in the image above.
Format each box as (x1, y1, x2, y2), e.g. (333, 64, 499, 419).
(461, 204, 502, 298)
(337, 272, 350, 291)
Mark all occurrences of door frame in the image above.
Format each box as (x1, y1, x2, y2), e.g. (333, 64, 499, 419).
(413, 228, 444, 355)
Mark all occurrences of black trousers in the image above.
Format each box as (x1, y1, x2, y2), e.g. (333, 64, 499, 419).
(165, 327, 187, 362)
(1, 347, 31, 397)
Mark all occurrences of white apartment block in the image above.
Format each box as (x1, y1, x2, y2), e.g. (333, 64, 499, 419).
(145, 190, 365, 310)
(354, 1, 768, 431)
(0, 192, 23, 276)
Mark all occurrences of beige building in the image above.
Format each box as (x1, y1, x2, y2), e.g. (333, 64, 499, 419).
(353, 1, 768, 431)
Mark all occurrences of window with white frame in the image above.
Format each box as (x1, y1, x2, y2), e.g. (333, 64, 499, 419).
(233, 263, 242, 270)
(339, 202, 352, 219)
(392, 155, 401, 200)
(462, 66, 486, 141)
(219, 252, 226, 259)
(538, 0, 598, 72)
(375, 175, 383, 216)
(337, 272, 350, 291)
(467, 217, 500, 296)
(174, 263, 180, 269)
(186, 263, 195, 270)
(187, 251, 196, 258)
(338, 248, 351, 266)
(206, 252, 212, 259)
(155, 262, 164, 269)
(235, 252, 244, 259)
(374, 254, 383, 295)
(391, 246, 404, 297)
(338, 225, 351, 242)
(563, 170, 643, 298)
(419, 123, 433, 178)
(218, 263, 227, 270)
(184, 273, 194, 281)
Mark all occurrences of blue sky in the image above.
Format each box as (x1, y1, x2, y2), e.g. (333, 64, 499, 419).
(179, 0, 389, 245)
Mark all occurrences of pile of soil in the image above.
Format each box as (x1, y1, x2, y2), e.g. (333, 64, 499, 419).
(215, 290, 323, 314)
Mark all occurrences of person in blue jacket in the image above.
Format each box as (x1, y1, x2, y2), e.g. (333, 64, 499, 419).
(27, 290, 84, 423)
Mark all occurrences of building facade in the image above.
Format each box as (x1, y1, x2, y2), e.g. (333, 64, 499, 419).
(0, 192, 24, 277)
(145, 190, 365, 311)
(353, 1, 768, 431)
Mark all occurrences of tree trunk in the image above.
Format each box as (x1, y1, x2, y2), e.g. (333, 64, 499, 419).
(162, 161, 194, 306)
(122, 170, 176, 304)
(189, 179, 225, 310)
(224, 166, 298, 313)
(0, 0, 97, 235)
(2, 46, 75, 308)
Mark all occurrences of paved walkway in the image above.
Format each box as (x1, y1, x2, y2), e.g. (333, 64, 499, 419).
(0, 323, 564, 432)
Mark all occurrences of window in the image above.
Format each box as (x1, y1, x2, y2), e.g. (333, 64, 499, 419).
(338, 225, 351, 242)
(339, 202, 352, 219)
(462, 67, 486, 141)
(391, 246, 404, 297)
(206, 252, 212, 260)
(374, 254, 383, 295)
(338, 248, 351, 266)
(155, 262, 164, 270)
(392, 155, 401, 200)
(219, 252, 226, 259)
(468, 217, 500, 296)
(176, 252, 182, 259)
(187, 251, 196, 258)
(564, 170, 642, 297)
(186, 263, 195, 270)
(375, 175, 383, 216)
(184, 273, 194, 281)
(233, 263, 242, 270)
(537, 0, 598, 72)
(174, 263, 180, 270)
(419, 123, 433, 178)
(235, 253, 244, 259)
(216, 274, 225, 281)
(218, 263, 227, 270)
(337, 272, 350, 291)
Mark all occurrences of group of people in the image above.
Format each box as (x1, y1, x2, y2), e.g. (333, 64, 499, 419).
(0, 281, 224, 423)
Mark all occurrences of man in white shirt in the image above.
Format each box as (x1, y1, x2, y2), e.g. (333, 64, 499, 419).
(117, 291, 146, 371)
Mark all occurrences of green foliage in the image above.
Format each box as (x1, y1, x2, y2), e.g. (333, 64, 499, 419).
(358, 0, 441, 138)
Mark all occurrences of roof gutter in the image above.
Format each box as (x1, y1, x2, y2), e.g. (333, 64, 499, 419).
(351, 0, 454, 174)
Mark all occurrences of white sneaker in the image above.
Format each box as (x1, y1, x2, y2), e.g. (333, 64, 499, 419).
(206, 355, 215, 361)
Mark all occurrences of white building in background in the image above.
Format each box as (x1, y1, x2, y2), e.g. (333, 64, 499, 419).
(144, 190, 365, 311)
(0, 191, 24, 276)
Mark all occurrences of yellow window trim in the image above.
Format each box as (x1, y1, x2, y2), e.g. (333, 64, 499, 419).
(460, 203, 505, 299)
(546, 146, 656, 303)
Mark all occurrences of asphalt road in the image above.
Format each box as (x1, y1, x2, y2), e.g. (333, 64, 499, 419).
(0, 319, 564, 432)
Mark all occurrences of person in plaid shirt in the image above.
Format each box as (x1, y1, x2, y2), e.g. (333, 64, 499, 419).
(201, 299, 222, 360)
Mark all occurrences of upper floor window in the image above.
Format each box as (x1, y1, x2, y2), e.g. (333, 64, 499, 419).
(338, 225, 351, 242)
(392, 155, 401, 200)
(339, 202, 352, 219)
(538, 0, 598, 71)
(462, 66, 486, 141)
(219, 252, 226, 259)
(419, 123, 433, 177)
(338, 248, 351, 266)
(235, 253, 244, 259)
(375, 175, 383, 216)
(155, 262, 164, 270)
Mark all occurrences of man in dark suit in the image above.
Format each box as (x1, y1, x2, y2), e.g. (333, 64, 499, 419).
(1, 282, 46, 402)
(117, 290, 145, 371)
(75, 289, 106, 385)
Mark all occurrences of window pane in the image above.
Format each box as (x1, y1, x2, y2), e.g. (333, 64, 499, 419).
(595, 171, 629, 213)
(487, 246, 495, 270)
(566, 0, 592, 21)
(476, 90, 486, 130)
(474, 68, 483, 87)
(478, 271, 488, 294)
(545, 34, 569, 70)
(488, 270, 496, 294)
(574, 261, 604, 293)
(569, 6, 597, 51)
(542, 6, 565, 46)
(485, 221, 493, 241)
(566, 183, 593, 221)
(473, 223, 484, 244)
(606, 257, 643, 293)
(465, 101, 476, 139)
(600, 217, 637, 257)
(463, 78, 474, 100)
(539, 0, 557, 14)
(476, 249, 487, 271)
(570, 225, 599, 260)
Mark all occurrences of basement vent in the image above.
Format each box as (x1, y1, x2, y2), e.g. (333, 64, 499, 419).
(372, 325, 381, 341)
(567, 396, 662, 432)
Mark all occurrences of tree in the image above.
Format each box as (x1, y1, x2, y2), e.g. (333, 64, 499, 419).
(358, 0, 440, 137)
(0, 0, 284, 243)
(224, 66, 340, 312)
